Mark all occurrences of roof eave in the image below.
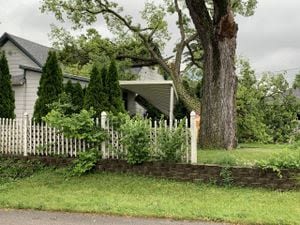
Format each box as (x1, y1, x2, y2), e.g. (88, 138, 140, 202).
(0, 33, 43, 67)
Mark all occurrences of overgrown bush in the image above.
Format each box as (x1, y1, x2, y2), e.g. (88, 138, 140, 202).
(219, 166, 234, 186)
(255, 149, 300, 176)
(157, 120, 187, 162)
(44, 108, 107, 175)
(120, 116, 151, 165)
(84, 64, 109, 118)
(71, 148, 100, 176)
(64, 80, 84, 114)
(44, 108, 107, 143)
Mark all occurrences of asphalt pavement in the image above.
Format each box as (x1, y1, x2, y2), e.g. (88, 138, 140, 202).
(0, 209, 230, 225)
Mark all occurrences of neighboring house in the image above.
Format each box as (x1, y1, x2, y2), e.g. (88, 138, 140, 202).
(0, 32, 177, 119)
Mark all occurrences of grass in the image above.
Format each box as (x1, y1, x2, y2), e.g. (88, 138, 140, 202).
(0, 169, 299, 225)
(197, 143, 289, 166)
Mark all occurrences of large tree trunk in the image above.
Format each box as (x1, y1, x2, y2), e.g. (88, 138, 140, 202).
(186, 0, 238, 149)
(200, 38, 237, 149)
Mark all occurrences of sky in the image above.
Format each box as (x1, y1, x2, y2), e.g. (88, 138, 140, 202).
(0, 0, 299, 84)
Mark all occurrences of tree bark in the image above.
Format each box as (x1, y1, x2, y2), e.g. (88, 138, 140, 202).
(186, 0, 238, 149)
(200, 38, 237, 149)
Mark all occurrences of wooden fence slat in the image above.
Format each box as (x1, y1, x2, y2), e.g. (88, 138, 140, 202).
(0, 114, 192, 163)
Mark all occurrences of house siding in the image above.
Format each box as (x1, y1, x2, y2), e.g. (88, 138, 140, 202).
(13, 70, 40, 118)
(14, 71, 90, 118)
(138, 67, 164, 81)
(0, 40, 38, 77)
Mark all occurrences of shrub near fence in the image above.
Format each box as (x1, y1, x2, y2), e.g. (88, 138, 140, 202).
(0, 112, 198, 163)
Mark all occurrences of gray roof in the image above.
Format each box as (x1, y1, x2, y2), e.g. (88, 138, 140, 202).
(19, 65, 90, 83)
(0, 32, 51, 67)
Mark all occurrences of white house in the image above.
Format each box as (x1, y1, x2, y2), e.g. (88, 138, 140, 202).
(0, 32, 177, 120)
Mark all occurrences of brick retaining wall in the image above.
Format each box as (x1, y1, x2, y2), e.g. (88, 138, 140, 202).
(96, 160, 300, 190)
(1, 155, 299, 190)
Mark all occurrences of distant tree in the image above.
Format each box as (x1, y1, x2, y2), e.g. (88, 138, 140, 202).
(259, 73, 300, 143)
(33, 51, 63, 122)
(84, 64, 108, 117)
(0, 52, 15, 118)
(106, 61, 125, 113)
(293, 72, 300, 89)
(49, 27, 138, 80)
(236, 60, 270, 143)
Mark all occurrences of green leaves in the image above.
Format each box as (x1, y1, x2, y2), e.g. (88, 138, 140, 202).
(156, 120, 187, 163)
(120, 116, 151, 165)
(44, 108, 107, 143)
(33, 51, 63, 123)
(231, 0, 258, 17)
(0, 51, 15, 118)
(84, 64, 109, 118)
(237, 59, 300, 143)
(293, 72, 300, 89)
(71, 148, 101, 176)
(83, 61, 124, 116)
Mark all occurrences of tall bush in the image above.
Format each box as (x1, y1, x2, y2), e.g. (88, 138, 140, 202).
(106, 60, 125, 113)
(120, 116, 151, 165)
(44, 108, 107, 176)
(33, 51, 63, 122)
(64, 80, 84, 113)
(84, 64, 108, 117)
(157, 120, 187, 162)
(0, 52, 15, 118)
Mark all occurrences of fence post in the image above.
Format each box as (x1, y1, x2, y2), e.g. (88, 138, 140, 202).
(190, 111, 197, 164)
(101, 112, 107, 159)
(23, 113, 28, 156)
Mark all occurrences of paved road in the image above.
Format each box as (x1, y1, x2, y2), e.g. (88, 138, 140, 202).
(0, 209, 229, 225)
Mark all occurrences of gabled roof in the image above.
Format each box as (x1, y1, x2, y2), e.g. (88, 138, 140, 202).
(0, 32, 51, 67)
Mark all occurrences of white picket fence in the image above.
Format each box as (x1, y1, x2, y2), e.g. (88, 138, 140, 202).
(0, 112, 198, 163)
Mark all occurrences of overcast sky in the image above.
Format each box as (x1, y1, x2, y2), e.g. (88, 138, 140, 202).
(0, 0, 299, 84)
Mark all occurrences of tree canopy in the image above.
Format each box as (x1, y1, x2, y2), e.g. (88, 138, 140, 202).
(293, 72, 300, 89)
(41, 0, 257, 149)
(237, 59, 300, 143)
(41, 0, 256, 112)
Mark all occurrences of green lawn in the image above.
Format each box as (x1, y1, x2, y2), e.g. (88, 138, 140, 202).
(197, 143, 288, 166)
(0, 169, 299, 225)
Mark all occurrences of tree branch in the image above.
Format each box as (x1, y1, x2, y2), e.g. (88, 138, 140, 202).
(174, 0, 186, 77)
(186, 42, 202, 69)
(185, 0, 213, 46)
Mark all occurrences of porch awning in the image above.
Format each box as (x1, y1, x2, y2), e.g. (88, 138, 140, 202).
(119, 80, 178, 118)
